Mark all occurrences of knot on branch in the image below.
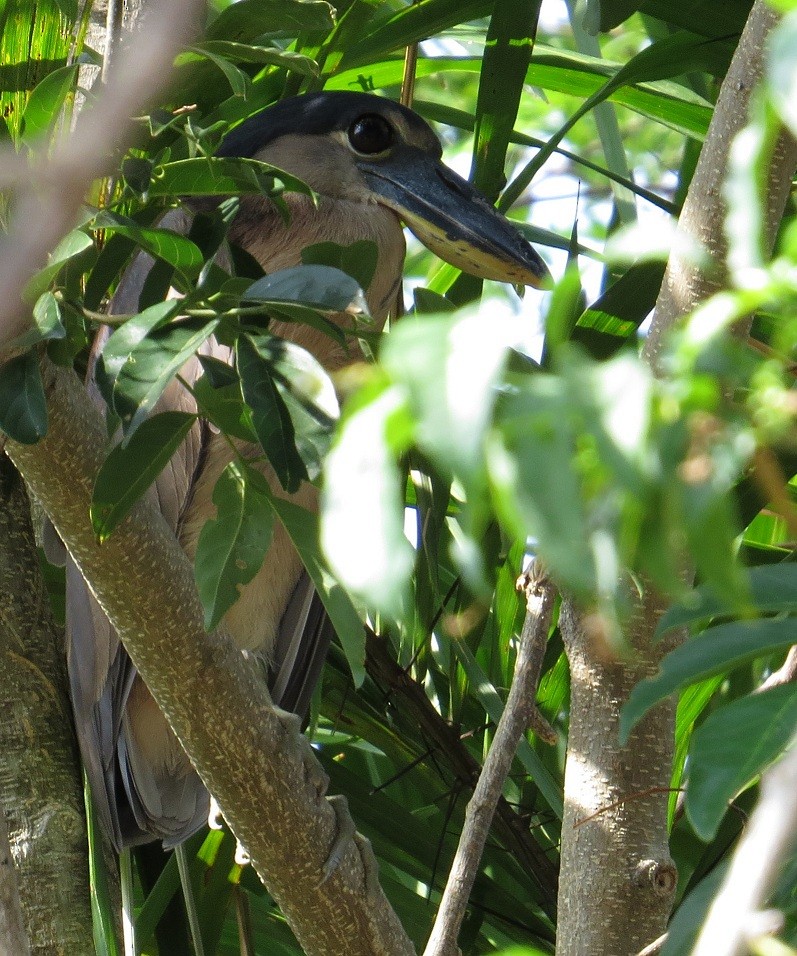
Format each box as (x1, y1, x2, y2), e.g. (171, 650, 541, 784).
(633, 858, 677, 897)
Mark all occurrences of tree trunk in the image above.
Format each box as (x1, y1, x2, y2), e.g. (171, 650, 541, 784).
(0, 457, 94, 954)
(555, 3, 797, 954)
(556, 594, 678, 955)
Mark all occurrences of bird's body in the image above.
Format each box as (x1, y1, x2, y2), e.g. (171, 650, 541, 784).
(66, 91, 548, 850)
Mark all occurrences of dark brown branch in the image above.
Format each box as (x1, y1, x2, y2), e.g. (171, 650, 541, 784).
(364, 629, 559, 914)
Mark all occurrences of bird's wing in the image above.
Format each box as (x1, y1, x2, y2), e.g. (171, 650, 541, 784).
(269, 571, 334, 722)
(65, 209, 334, 849)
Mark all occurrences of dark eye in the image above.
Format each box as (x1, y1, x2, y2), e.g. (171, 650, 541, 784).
(348, 113, 393, 155)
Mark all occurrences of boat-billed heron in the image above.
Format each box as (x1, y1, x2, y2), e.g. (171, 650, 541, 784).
(67, 91, 549, 851)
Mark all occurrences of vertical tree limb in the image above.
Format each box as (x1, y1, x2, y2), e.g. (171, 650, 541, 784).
(556, 3, 797, 954)
(0, 457, 94, 954)
(423, 567, 556, 956)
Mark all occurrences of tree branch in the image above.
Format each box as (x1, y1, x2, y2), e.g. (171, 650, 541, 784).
(423, 565, 556, 956)
(4, 358, 413, 956)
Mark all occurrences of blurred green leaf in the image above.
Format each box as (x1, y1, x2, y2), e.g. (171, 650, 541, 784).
(321, 380, 415, 620)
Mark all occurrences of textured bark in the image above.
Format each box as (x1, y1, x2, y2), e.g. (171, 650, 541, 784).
(556, 3, 797, 954)
(0, 803, 30, 956)
(556, 595, 678, 956)
(5, 358, 415, 956)
(643, 1, 797, 367)
(0, 457, 93, 954)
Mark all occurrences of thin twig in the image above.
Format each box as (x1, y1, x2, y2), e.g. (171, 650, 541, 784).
(636, 933, 668, 956)
(691, 737, 797, 956)
(422, 563, 557, 956)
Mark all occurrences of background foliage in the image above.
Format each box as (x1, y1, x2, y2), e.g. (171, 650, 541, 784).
(3, 0, 797, 953)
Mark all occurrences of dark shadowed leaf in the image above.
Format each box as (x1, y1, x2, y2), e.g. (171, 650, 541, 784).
(0, 351, 48, 444)
(91, 411, 198, 542)
(237, 335, 307, 492)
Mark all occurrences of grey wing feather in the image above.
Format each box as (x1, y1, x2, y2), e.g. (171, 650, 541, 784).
(270, 572, 334, 722)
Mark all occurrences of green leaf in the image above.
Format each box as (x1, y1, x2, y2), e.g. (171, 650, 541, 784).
(0, 351, 48, 444)
(237, 335, 307, 493)
(182, 46, 251, 97)
(21, 63, 79, 143)
(98, 301, 183, 399)
(90, 411, 198, 542)
(187, 41, 318, 76)
(8, 292, 66, 349)
(192, 373, 259, 443)
(244, 265, 364, 313)
(23, 229, 94, 302)
(251, 337, 339, 479)
(89, 214, 204, 280)
(206, 0, 335, 41)
(194, 460, 275, 632)
(112, 320, 219, 438)
(300, 241, 378, 293)
(321, 381, 415, 621)
(621, 618, 797, 741)
(571, 261, 666, 358)
(148, 158, 312, 199)
(686, 684, 797, 840)
(267, 495, 367, 687)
